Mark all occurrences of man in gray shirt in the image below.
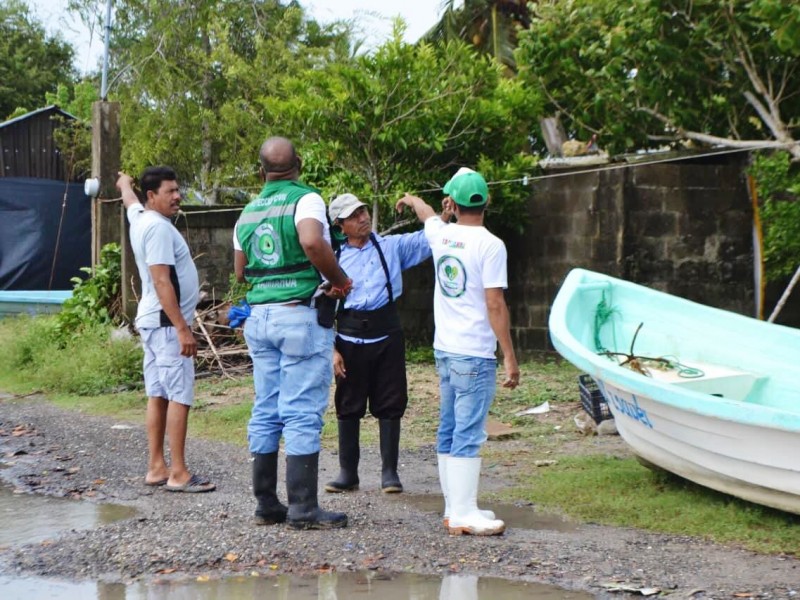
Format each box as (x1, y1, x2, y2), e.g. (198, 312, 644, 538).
(117, 167, 215, 493)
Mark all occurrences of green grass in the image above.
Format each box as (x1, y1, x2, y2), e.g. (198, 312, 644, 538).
(509, 454, 800, 555)
(0, 315, 142, 396)
(2, 317, 799, 556)
(191, 400, 252, 445)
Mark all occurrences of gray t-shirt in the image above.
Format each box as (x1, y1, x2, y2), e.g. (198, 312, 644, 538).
(127, 204, 199, 330)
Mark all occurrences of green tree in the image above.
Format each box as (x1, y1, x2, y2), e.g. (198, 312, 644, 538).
(0, 0, 75, 119)
(70, 0, 352, 203)
(516, 0, 800, 158)
(45, 80, 97, 182)
(45, 80, 97, 121)
(266, 30, 541, 231)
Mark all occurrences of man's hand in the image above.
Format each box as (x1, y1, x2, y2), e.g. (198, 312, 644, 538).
(394, 193, 417, 213)
(320, 280, 352, 300)
(394, 193, 436, 222)
(116, 172, 141, 209)
(116, 172, 134, 192)
(333, 349, 346, 379)
(176, 327, 198, 358)
(441, 197, 455, 222)
(501, 355, 520, 389)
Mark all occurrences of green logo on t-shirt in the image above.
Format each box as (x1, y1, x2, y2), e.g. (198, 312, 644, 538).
(437, 256, 466, 297)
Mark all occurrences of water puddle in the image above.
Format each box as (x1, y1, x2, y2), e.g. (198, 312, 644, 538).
(0, 486, 587, 598)
(393, 494, 578, 532)
(0, 571, 593, 599)
(0, 483, 136, 548)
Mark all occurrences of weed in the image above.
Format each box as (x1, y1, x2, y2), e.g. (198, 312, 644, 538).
(54, 243, 125, 343)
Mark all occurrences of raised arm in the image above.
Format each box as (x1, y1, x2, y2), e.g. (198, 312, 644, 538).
(116, 172, 142, 210)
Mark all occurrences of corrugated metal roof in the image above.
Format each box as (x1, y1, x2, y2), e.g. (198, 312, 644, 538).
(0, 105, 77, 130)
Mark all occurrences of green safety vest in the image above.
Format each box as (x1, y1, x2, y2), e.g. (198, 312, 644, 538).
(237, 180, 321, 304)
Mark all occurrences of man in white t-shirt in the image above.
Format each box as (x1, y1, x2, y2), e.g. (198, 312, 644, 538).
(233, 137, 352, 530)
(395, 168, 519, 536)
(117, 168, 215, 494)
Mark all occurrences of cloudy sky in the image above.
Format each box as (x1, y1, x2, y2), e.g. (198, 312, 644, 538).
(26, 0, 449, 75)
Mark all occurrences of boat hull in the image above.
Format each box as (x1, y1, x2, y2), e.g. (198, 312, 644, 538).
(549, 268, 800, 515)
(0, 291, 72, 317)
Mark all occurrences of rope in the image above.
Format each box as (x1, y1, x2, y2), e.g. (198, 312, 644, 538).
(658, 356, 705, 378)
(593, 299, 706, 378)
(593, 291, 616, 352)
(48, 187, 70, 291)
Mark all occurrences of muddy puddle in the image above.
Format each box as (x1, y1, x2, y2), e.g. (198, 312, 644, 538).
(0, 485, 589, 598)
(0, 571, 593, 599)
(0, 483, 136, 547)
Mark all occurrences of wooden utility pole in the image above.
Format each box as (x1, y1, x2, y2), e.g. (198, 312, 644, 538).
(90, 101, 121, 264)
(90, 101, 137, 319)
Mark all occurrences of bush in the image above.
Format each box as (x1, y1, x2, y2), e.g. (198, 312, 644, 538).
(54, 243, 124, 343)
(748, 152, 800, 281)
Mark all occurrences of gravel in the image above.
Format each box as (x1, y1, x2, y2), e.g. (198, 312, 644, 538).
(1, 394, 799, 598)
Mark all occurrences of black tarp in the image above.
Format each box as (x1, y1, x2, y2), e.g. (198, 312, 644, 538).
(0, 178, 90, 290)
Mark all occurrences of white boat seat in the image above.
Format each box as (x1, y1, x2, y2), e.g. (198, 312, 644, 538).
(647, 362, 765, 402)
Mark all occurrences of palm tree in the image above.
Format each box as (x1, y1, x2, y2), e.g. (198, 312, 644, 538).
(422, 0, 531, 72)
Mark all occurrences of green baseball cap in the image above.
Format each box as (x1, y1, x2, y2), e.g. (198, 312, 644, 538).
(443, 167, 489, 207)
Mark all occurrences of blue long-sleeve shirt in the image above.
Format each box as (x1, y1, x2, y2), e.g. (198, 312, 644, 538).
(337, 229, 431, 343)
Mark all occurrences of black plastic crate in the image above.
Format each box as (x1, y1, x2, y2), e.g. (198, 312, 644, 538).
(578, 374, 612, 423)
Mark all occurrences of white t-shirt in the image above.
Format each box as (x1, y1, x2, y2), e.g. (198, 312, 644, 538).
(232, 191, 331, 251)
(127, 204, 199, 330)
(424, 217, 508, 359)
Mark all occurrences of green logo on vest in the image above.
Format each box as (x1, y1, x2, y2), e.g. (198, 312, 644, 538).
(251, 223, 281, 266)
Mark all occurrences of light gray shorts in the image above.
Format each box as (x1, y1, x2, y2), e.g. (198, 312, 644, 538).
(140, 327, 195, 406)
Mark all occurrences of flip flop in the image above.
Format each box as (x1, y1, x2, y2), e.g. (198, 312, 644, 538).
(144, 477, 168, 487)
(164, 474, 216, 493)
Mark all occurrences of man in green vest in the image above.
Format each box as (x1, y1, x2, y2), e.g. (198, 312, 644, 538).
(234, 136, 353, 530)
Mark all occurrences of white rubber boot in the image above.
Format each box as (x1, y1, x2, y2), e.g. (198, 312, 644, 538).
(446, 456, 505, 536)
(438, 454, 495, 529)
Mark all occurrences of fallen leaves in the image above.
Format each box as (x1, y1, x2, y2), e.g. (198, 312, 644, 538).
(10, 425, 34, 437)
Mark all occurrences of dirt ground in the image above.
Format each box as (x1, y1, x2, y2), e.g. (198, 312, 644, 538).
(1, 389, 800, 598)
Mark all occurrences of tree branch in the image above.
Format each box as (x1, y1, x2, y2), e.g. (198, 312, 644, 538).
(638, 107, 800, 159)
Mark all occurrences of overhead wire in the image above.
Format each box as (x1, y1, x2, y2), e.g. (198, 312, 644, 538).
(178, 141, 799, 216)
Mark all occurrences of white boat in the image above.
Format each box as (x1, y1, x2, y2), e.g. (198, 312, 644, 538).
(548, 268, 800, 515)
(0, 290, 72, 318)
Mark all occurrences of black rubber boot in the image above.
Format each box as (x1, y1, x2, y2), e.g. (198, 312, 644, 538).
(379, 419, 403, 493)
(324, 419, 360, 493)
(286, 453, 348, 530)
(253, 452, 287, 525)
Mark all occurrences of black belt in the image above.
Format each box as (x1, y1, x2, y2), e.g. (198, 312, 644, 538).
(336, 302, 401, 339)
(252, 296, 313, 307)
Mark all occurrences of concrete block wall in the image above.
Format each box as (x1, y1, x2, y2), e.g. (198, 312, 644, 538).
(504, 154, 756, 354)
(172, 206, 241, 302)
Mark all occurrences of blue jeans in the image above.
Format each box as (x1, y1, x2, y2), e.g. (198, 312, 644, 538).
(244, 303, 334, 456)
(434, 350, 497, 458)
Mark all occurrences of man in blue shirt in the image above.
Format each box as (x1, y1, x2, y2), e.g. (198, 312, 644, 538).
(324, 193, 437, 494)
